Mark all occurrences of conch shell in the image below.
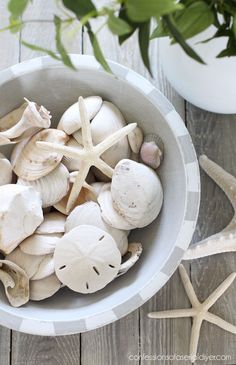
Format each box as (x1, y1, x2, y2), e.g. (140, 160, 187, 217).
(0, 259, 29, 307)
(11, 129, 69, 181)
(0, 99, 51, 143)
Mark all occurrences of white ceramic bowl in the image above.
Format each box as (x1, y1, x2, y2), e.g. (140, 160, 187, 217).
(0, 55, 200, 336)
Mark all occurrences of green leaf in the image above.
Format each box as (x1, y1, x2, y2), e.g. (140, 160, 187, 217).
(233, 15, 236, 38)
(138, 21, 152, 76)
(126, 0, 183, 22)
(173, 1, 214, 40)
(163, 15, 205, 64)
(151, 21, 170, 39)
(108, 11, 132, 36)
(7, 16, 23, 33)
(21, 40, 61, 60)
(62, 0, 96, 19)
(54, 15, 76, 70)
(86, 24, 112, 73)
(8, 0, 29, 18)
(118, 6, 138, 45)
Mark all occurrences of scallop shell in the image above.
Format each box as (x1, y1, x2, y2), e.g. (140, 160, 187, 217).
(0, 259, 29, 307)
(91, 101, 130, 168)
(65, 201, 128, 255)
(36, 212, 66, 235)
(20, 233, 62, 256)
(140, 133, 164, 169)
(17, 163, 70, 208)
(30, 274, 61, 301)
(0, 99, 51, 141)
(54, 183, 96, 215)
(11, 128, 69, 181)
(54, 225, 121, 293)
(128, 126, 143, 154)
(111, 159, 163, 228)
(0, 153, 12, 186)
(98, 183, 135, 230)
(58, 96, 102, 135)
(62, 137, 83, 172)
(117, 243, 142, 277)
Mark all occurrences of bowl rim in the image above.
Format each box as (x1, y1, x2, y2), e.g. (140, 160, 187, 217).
(0, 54, 200, 336)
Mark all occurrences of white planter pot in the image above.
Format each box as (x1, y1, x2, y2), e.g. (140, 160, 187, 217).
(160, 27, 236, 114)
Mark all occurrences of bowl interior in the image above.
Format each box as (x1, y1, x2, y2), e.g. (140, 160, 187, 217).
(0, 65, 187, 325)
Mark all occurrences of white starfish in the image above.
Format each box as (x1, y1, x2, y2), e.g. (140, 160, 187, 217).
(184, 155, 236, 260)
(37, 97, 136, 213)
(148, 264, 236, 363)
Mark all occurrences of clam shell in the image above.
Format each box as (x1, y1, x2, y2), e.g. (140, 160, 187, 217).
(0, 99, 51, 141)
(140, 133, 164, 169)
(58, 96, 102, 135)
(0, 184, 43, 255)
(65, 201, 128, 255)
(20, 233, 62, 256)
(111, 159, 163, 228)
(117, 243, 142, 277)
(98, 184, 135, 230)
(90, 182, 106, 197)
(91, 101, 130, 168)
(128, 126, 143, 154)
(0, 259, 29, 307)
(11, 129, 69, 181)
(31, 254, 54, 280)
(30, 274, 61, 301)
(17, 163, 70, 208)
(0, 103, 27, 131)
(36, 212, 66, 235)
(0, 153, 12, 186)
(62, 137, 83, 172)
(54, 225, 121, 293)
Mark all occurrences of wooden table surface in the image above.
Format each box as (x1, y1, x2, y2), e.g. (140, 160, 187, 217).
(0, 1, 236, 364)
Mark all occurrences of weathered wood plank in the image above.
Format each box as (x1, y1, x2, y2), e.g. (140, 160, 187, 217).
(187, 106, 236, 365)
(11, 2, 82, 364)
(82, 2, 189, 364)
(0, 3, 19, 364)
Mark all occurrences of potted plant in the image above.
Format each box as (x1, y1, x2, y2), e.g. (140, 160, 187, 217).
(5, 0, 236, 113)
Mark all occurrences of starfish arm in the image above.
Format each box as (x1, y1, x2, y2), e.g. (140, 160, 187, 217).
(203, 272, 236, 311)
(205, 312, 236, 334)
(83, 181, 97, 196)
(179, 265, 200, 307)
(66, 162, 91, 213)
(94, 123, 137, 156)
(148, 308, 197, 319)
(200, 155, 236, 213)
(189, 316, 203, 363)
(36, 141, 84, 159)
(78, 97, 93, 150)
(95, 158, 114, 178)
(183, 232, 236, 260)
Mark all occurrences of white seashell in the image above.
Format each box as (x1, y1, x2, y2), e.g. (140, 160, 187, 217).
(98, 183, 135, 230)
(0, 99, 51, 141)
(62, 137, 83, 172)
(140, 134, 164, 170)
(90, 182, 106, 197)
(17, 163, 70, 208)
(30, 274, 61, 301)
(91, 101, 131, 168)
(58, 96, 102, 135)
(65, 201, 128, 255)
(130, 151, 139, 162)
(31, 254, 54, 280)
(20, 233, 62, 256)
(0, 153, 12, 186)
(0, 102, 27, 131)
(6, 247, 45, 279)
(36, 212, 66, 235)
(73, 129, 83, 145)
(117, 243, 142, 277)
(11, 128, 69, 181)
(128, 126, 143, 154)
(0, 185, 43, 255)
(54, 183, 96, 215)
(111, 159, 163, 228)
(54, 225, 121, 293)
(0, 259, 29, 307)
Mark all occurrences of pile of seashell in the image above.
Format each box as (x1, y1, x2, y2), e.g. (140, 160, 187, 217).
(0, 96, 164, 307)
